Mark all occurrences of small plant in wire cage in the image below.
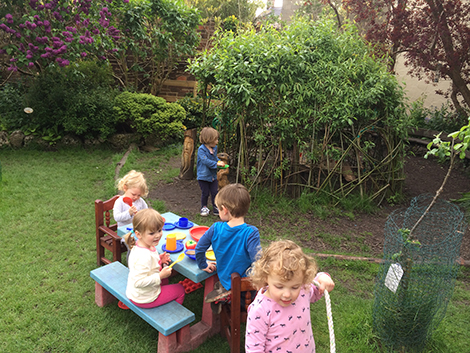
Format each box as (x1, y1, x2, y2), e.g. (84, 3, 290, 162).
(373, 119, 470, 352)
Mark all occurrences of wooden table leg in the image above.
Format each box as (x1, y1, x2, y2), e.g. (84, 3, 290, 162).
(202, 275, 219, 327)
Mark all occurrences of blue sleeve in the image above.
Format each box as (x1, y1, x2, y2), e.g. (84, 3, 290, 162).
(199, 146, 219, 170)
(195, 225, 215, 270)
(246, 225, 261, 262)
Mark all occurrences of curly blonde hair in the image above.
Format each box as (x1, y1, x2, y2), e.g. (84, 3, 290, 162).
(249, 240, 318, 290)
(116, 170, 149, 197)
(123, 208, 164, 249)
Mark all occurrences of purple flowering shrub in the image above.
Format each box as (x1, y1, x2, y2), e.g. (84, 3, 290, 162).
(0, 0, 129, 72)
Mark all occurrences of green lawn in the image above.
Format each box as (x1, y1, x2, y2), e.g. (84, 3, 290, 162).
(0, 147, 468, 352)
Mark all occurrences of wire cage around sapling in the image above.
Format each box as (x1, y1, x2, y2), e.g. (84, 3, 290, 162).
(373, 194, 466, 352)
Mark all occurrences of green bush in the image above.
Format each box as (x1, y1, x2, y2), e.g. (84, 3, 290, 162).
(0, 83, 28, 131)
(176, 95, 205, 129)
(409, 99, 469, 133)
(23, 61, 120, 139)
(114, 91, 185, 140)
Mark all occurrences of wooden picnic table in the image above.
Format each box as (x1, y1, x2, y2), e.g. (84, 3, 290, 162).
(101, 212, 220, 352)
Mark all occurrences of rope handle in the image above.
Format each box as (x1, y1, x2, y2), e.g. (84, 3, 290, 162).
(314, 280, 336, 353)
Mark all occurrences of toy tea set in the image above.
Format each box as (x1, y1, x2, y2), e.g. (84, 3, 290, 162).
(161, 217, 212, 263)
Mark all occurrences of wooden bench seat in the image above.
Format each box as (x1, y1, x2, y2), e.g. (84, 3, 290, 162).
(90, 262, 195, 352)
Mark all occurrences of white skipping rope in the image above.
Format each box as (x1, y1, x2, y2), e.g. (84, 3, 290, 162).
(314, 280, 336, 353)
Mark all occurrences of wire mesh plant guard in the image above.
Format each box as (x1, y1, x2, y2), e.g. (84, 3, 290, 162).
(373, 194, 466, 352)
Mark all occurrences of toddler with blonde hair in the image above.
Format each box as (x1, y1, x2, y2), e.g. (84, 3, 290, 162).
(113, 170, 149, 228)
(246, 240, 335, 353)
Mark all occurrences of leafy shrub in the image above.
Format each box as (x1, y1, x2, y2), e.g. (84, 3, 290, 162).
(409, 99, 469, 133)
(23, 61, 119, 139)
(114, 91, 185, 140)
(0, 83, 28, 131)
(176, 95, 204, 129)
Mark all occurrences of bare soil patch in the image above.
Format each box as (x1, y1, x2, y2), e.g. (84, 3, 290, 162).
(147, 150, 470, 262)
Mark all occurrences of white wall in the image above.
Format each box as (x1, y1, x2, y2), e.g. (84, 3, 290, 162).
(394, 55, 451, 109)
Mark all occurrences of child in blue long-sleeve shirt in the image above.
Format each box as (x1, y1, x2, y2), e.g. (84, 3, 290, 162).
(196, 127, 225, 216)
(195, 183, 261, 313)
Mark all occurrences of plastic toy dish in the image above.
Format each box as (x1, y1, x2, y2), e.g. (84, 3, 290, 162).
(174, 220, 194, 229)
(161, 241, 184, 253)
(163, 222, 176, 231)
(185, 249, 196, 260)
(189, 226, 210, 242)
(166, 232, 186, 241)
(206, 250, 216, 261)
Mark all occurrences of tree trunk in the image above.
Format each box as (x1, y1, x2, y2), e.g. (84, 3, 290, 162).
(179, 128, 197, 180)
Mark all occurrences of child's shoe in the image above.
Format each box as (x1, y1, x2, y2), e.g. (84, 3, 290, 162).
(200, 206, 210, 217)
(205, 281, 231, 303)
(118, 301, 129, 310)
(213, 206, 219, 216)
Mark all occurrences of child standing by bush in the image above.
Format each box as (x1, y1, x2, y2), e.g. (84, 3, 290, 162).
(124, 208, 185, 308)
(114, 170, 149, 228)
(195, 183, 260, 312)
(197, 127, 225, 216)
(245, 240, 335, 353)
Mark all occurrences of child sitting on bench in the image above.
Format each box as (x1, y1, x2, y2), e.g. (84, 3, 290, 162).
(124, 209, 185, 308)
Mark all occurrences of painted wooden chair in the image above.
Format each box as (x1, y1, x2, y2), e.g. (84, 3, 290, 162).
(95, 195, 128, 266)
(220, 272, 257, 353)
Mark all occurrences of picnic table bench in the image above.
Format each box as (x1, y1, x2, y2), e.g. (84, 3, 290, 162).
(90, 261, 197, 352)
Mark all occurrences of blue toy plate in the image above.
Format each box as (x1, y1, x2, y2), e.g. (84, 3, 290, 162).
(163, 222, 176, 231)
(185, 249, 196, 260)
(174, 221, 194, 229)
(161, 241, 184, 253)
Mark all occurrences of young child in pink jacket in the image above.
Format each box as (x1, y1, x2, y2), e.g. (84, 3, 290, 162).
(245, 240, 335, 353)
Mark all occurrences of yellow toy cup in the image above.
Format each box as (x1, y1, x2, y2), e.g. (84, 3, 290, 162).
(166, 233, 177, 251)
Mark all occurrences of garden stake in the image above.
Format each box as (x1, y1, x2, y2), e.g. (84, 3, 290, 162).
(314, 280, 336, 353)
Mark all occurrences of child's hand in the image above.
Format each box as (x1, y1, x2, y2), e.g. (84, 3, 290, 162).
(317, 273, 335, 294)
(160, 266, 172, 279)
(203, 262, 217, 273)
(128, 205, 137, 216)
(217, 161, 225, 167)
(160, 252, 171, 265)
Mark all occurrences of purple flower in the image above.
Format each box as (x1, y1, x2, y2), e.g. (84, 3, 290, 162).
(0, 23, 9, 31)
(5, 14, 14, 24)
(26, 53, 33, 59)
(41, 52, 51, 58)
(43, 20, 50, 27)
(8, 65, 18, 72)
(93, 28, 100, 35)
(66, 26, 74, 32)
(15, 32, 21, 38)
(83, 19, 90, 27)
(64, 37, 74, 43)
(0, 49, 6, 54)
(81, 52, 87, 57)
(56, 58, 70, 67)
(123, 0, 129, 3)
(10, 57, 18, 62)
(37, 5, 45, 10)
(28, 62, 35, 68)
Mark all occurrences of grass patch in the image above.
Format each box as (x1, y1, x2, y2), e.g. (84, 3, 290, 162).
(0, 146, 468, 352)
